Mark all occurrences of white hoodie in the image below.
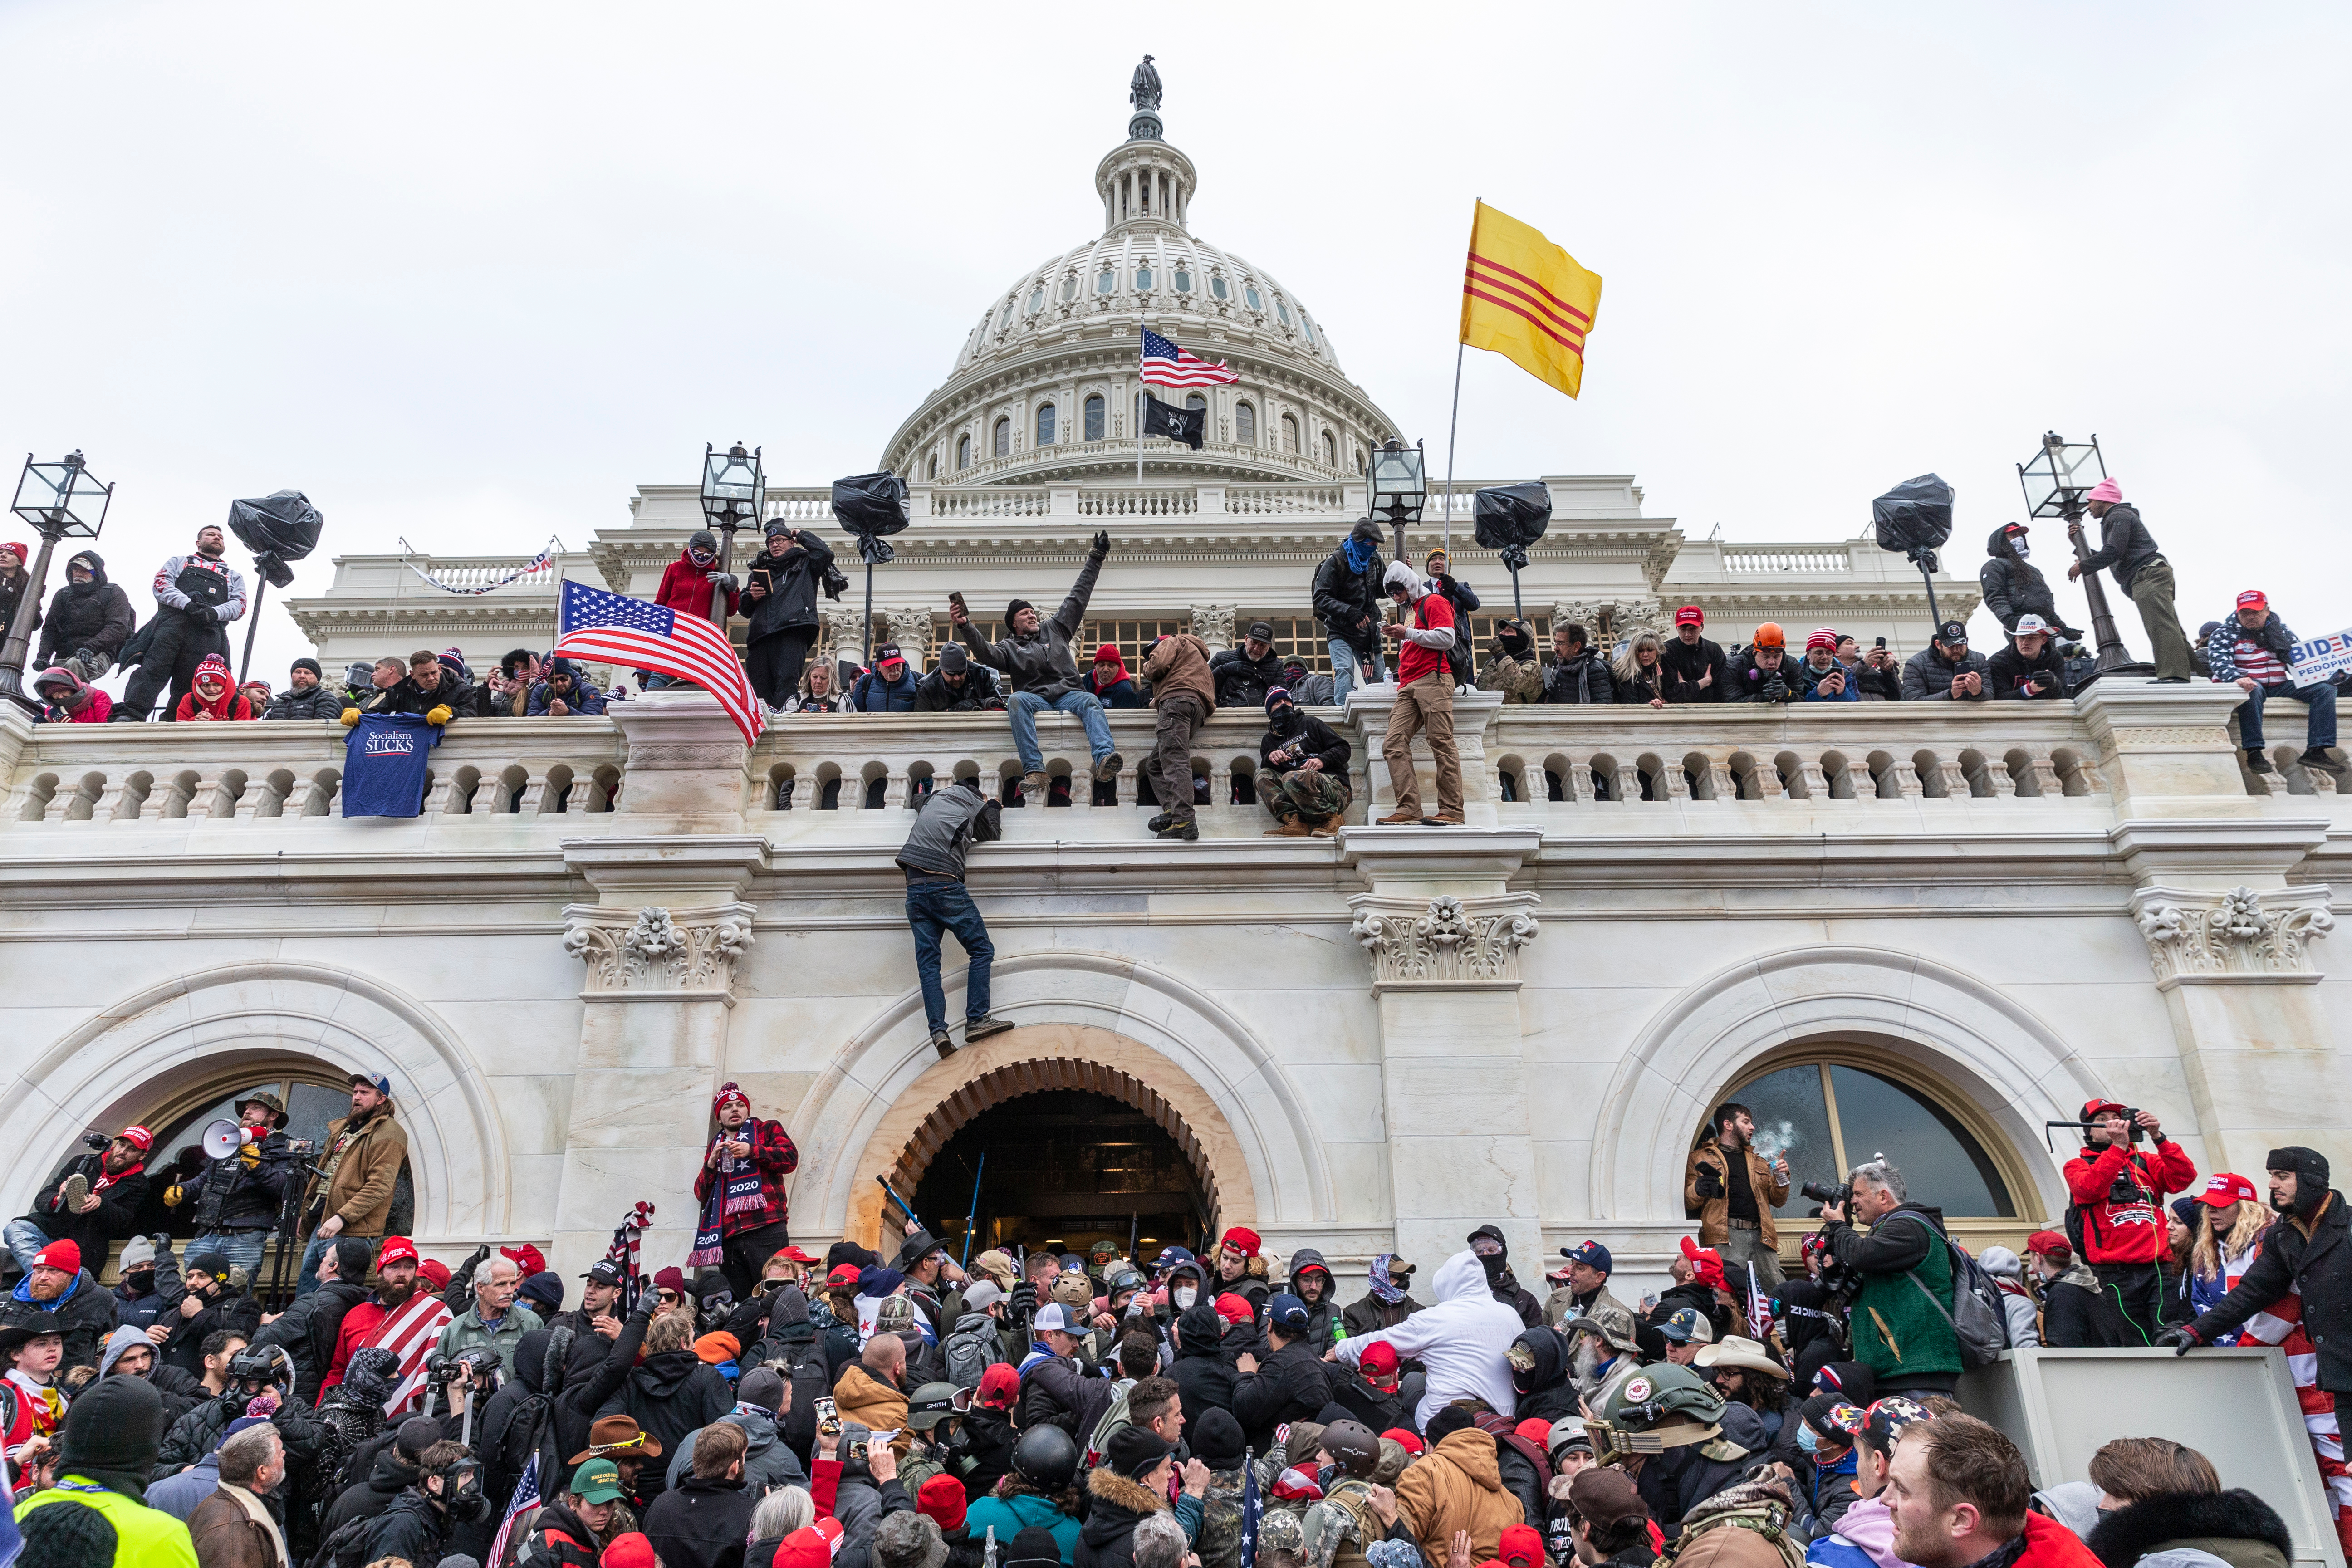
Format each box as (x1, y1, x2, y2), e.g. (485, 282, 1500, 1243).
(1333, 1248, 1524, 1425)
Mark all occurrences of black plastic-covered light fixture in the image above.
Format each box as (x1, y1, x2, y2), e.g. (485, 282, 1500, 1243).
(1, 451, 113, 709)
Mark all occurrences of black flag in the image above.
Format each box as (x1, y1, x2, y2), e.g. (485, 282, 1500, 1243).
(1142, 393, 1206, 450)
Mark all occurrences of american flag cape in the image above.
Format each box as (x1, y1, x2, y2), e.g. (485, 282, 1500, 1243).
(488, 1451, 541, 1565)
(2237, 1248, 2352, 1551)
(369, 1290, 456, 1416)
(553, 578, 764, 747)
(1141, 328, 1238, 389)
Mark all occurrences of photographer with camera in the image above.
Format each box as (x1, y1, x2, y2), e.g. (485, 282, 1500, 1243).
(293, 1074, 407, 1303)
(1686, 1104, 1792, 1292)
(2061, 1099, 2195, 1347)
(164, 1090, 297, 1283)
(1818, 1159, 1965, 1397)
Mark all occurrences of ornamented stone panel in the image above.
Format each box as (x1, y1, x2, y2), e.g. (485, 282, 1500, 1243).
(563, 902, 757, 997)
(2131, 885, 2333, 987)
(1348, 894, 1541, 991)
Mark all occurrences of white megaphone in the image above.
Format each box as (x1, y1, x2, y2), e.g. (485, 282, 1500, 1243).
(201, 1119, 250, 1160)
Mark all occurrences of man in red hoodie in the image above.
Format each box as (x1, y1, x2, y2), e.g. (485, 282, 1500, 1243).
(644, 530, 740, 690)
(2060, 1098, 2195, 1347)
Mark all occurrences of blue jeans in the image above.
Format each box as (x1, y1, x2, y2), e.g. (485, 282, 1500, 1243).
(1328, 637, 1384, 701)
(1008, 690, 1112, 773)
(291, 1233, 331, 1299)
(906, 878, 995, 1033)
(3, 1220, 52, 1275)
(190, 1231, 271, 1281)
(2237, 679, 2337, 752)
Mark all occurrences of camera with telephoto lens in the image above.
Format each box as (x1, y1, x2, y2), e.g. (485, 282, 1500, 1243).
(1800, 1179, 1852, 1213)
(80, 1131, 109, 1152)
(424, 1346, 500, 1389)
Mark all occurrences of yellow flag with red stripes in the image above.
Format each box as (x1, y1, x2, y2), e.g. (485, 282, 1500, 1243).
(1460, 200, 1603, 399)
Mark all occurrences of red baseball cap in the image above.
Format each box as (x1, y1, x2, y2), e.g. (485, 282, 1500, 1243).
(2080, 1098, 2130, 1122)
(602, 1533, 660, 1568)
(117, 1125, 155, 1152)
(827, 1264, 864, 1289)
(2199, 1173, 2259, 1207)
(419, 1258, 451, 1289)
(1214, 1293, 1253, 1327)
(377, 1236, 420, 1267)
(2238, 590, 2268, 610)
(1218, 1226, 1261, 1257)
(1357, 1340, 1400, 1382)
(2025, 1230, 2071, 1258)
(1499, 1524, 1546, 1568)
(773, 1518, 847, 1568)
(1383, 1428, 1424, 1455)
(977, 1362, 1021, 1410)
(772, 1246, 819, 1265)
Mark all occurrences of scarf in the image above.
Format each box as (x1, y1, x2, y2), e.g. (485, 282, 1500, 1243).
(226, 1476, 291, 1568)
(1343, 535, 1378, 575)
(7, 1369, 65, 1437)
(1368, 1254, 1406, 1306)
(186, 676, 240, 721)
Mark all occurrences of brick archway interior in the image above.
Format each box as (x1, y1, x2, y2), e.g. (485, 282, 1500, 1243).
(848, 1024, 1258, 1250)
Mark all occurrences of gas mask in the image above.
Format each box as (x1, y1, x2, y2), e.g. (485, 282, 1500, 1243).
(438, 1461, 494, 1524)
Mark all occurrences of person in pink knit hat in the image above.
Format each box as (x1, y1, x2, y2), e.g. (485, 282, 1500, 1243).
(2067, 477, 2194, 681)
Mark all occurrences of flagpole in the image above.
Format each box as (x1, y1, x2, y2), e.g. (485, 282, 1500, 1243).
(1137, 318, 1147, 490)
(1440, 339, 1465, 563)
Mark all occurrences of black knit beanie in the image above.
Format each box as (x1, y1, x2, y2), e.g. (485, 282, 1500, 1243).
(59, 1372, 166, 1496)
(333, 1237, 377, 1282)
(1104, 1422, 1172, 1479)
(1007, 598, 1035, 624)
(1190, 1407, 1246, 1471)
(20, 1499, 118, 1567)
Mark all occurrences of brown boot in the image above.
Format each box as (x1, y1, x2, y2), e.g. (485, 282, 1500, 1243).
(1262, 819, 1312, 837)
(1021, 770, 1049, 803)
(1308, 818, 1344, 837)
(1376, 808, 1421, 825)
(1422, 812, 1465, 826)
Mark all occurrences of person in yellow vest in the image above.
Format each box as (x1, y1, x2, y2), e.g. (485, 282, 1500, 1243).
(14, 1370, 198, 1566)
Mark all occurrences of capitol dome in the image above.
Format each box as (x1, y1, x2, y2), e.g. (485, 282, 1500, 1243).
(881, 69, 1400, 490)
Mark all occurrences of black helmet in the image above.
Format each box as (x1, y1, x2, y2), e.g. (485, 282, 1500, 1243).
(1011, 1423, 1080, 1490)
(1318, 1419, 1381, 1478)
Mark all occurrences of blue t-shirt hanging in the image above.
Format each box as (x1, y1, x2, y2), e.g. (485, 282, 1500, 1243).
(342, 712, 441, 817)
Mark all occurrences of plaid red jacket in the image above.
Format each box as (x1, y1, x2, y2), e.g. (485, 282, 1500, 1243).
(693, 1117, 799, 1236)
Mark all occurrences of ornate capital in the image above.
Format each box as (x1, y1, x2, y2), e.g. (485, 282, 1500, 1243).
(564, 902, 757, 999)
(886, 607, 935, 666)
(819, 605, 868, 665)
(2131, 885, 2333, 989)
(1190, 603, 1235, 650)
(1348, 893, 1540, 992)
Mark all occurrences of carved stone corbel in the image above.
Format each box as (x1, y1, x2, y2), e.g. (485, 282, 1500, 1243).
(2130, 885, 2333, 989)
(1190, 604, 1236, 652)
(563, 902, 758, 1000)
(1347, 893, 1541, 993)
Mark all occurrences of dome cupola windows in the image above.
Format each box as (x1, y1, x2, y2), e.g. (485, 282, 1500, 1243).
(1173, 266, 1191, 294)
(1061, 275, 1079, 302)
(1281, 413, 1299, 453)
(1245, 283, 1263, 312)
(993, 417, 1012, 458)
(1275, 298, 1293, 327)
(956, 434, 971, 470)
(1210, 274, 1229, 301)
(1028, 287, 1045, 314)
(1135, 263, 1153, 291)
(1097, 267, 1116, 296)
(1236, 401, 1257, 445)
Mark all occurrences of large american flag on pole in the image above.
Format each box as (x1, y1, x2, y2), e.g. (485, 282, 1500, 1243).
(368, 1290, 456, 1417)
(1141, 328, 1238, 388)
(554, 578, 764, 746)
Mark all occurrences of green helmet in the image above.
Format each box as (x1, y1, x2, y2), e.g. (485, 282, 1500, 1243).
(1585, 1362, 1725, 1463)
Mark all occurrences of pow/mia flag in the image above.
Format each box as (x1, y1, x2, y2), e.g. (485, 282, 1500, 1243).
(1142, 393, 1206, 450)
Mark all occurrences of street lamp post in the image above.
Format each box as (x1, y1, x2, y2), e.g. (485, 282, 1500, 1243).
(2, 451, 113, 711)
(700, 443, 763, 631)
(1367, 438, 1427, 565)
(2016, 431, 2143, 676)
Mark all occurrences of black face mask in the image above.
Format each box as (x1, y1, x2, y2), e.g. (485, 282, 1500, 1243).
(1270, 705, 1300, 734)
(125, 1269, 155, 1294)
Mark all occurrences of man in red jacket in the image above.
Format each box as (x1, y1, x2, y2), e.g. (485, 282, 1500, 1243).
(1886, 1413, 2103, 1568)
(643, 531, 741, 690)
(2060, 1098, 2195, 1347)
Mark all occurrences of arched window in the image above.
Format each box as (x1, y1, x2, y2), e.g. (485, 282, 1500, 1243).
(992, 417, 1011, 458)
(998, 299, 1014, 329)
(1301, 314, 1318, 348)
(1185, 394, 1205, 412)
(1280, 413, 1299, 453)
(927, 454, 939, 480)
(956, 434, 971, 470)
(1035, 402, 1056, 446)
(1028, 287, 1044, 314)
(1322, 431, 1336, 466)
(1703, 1053, 2020, 1220)
(1276, 298, 1293, 326)
(1235, 401, 1256, 445)
(1210, 274, 1229, 301)
(1097, 268, 1116, 296)
(1084, 394, 1106, 441)
(1135, 264, 1153, 291)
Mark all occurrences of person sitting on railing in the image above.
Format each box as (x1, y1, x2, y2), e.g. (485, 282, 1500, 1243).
(1901, 622, 1989, 702)
(1988, 615, 2068, 701)
(849, 645, 921, 713)
(1475, 619, 1545, 704)
(787, 662, 847, 714)
(1799, 629, 1858, 702)
(1837, 636, 1904, 702)
(1278, 656, 1333, 707)
(1542, 623, 1614, 706)
(261, 659, 339, 721)
(1210, 621, 1285, 710)
(527, 656, 606, 718)
(1614, 631, 1668, 708)
(1312, 519, 1387, 701)
(1661, 607, 1727, 702)
(2207, 588, 2346, 777)
(481, 648, 543, 717)
(31, 665, 112, 724)
(1080, 643, 1145, 710)
(177, 655, 255, 723)
(32, 549, 134, 684)
(1259, 686, 1352, 838)
(1728, 625, 1802, 705)
(914, 642, 1003, 714)
(950, 531, 1123, 804)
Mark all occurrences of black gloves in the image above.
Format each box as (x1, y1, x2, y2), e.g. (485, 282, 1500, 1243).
(1090, 530, 1111, 559)
(1694, 1166, 1725, 1200)
(1760, 673, 1788, 702)
(2156, 1328, 2198, 1355)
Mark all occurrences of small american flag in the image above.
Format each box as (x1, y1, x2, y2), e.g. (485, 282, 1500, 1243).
(554, 578, 764, 746)
(489, 1451, 540, 1566)
(1747, 1262, 1773, 1343)
(369, 1291, 456, 1417)
(1141, 328, 1238, 388)
(1239, 1446, 1260, 1568)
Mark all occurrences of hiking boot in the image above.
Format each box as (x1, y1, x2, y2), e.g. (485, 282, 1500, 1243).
(1156, 820, 1200, 841)
(1021, 770, 1049, 802)
(1262, 819, 1312, 837)
(2246, 750, 2273, 775)
(59, 1172, 88, 1213)
(1147, 812, 1175, 833)
(2301, 747, 2348, 777)
(965, 1014, 1015, 1042)
(1309, 819, 1344, 838)
(1093, 751, 1124, 783)
(1376, 808, 1421, 825)
(1422, 812, 1465, 826)
(929, 1029, 956, 1060)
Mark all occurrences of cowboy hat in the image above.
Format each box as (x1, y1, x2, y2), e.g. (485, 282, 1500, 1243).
(570, 1413, 663, 1464)
(1695, 1335, 1789, 1379)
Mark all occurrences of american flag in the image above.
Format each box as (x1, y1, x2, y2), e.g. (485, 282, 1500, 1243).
(369, 1290, 456, 1417)
(1141, 328, 1238, 388)
(489, 1451, 541, 1566)
(554, 578, 764, 746)
(1239, 1446, 1260, 1568)
(1747, 1261, 1773, 1343)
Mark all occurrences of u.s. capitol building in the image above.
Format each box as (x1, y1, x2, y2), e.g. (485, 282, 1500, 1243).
(3, 74, 2344, 1305)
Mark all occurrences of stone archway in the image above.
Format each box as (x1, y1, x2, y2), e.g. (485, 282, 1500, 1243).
(846, 1026, 1258, 1249)
(0, 961, 509, 1242)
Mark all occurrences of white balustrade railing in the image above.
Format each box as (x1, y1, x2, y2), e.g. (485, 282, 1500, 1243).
(406, 556, 561, 589)
(1722, 544, 1852, 573)
(1077, 487, 1199, 517)
(1224, 484, 1345, 514)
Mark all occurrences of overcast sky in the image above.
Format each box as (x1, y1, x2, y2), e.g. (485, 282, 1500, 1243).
(4, 2, 2346, 683)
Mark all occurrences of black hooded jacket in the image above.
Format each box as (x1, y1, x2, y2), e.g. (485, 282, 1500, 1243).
(1506, 1327, 1579, 1423)
(1978, 528, 2072, 635)
(477, 1325, 575, 1510)
(744, 529, 838, 642)
(1170, 1301, 1237, 1446)
(35, 550, 136, 667)
(1229, 1335, 1332, 1455)
(1657, 634, 1727, 703)
(1284, 1249, 1342, 1351)
(1468, 1226, 1544, 1328)
(321, 1440, 423, 1540)
(1312, 531, 1387, 655)
(2189, 1187, 2352, 1393)
(250, 1276, 369, 1405)
(595, 1346, 735, 1501)
(2084, 1487, 2295, 1568)
(1210, 645, 1285, 710)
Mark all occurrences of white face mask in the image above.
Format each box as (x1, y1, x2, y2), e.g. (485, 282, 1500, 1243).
(2012, 539, 2030, 560)
(1174, 1286, 1196, 1311)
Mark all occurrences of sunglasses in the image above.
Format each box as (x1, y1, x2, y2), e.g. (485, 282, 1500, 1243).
(656, 1290, 681, 1304)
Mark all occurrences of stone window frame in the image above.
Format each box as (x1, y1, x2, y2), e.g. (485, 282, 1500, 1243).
(1034, 401, 1057, 447)
(1084, 393, 1107, 442)
(957, 433, 972, 470)
(992, 416, 1012, 458)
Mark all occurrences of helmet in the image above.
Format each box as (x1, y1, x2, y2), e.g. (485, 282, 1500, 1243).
(906, 1382, 964, 1431)
(1106, 1268, 1145, 1295)
(1011, 1424, 1080, 1490)
(1584, 1362, 1725, 1464)
(1051, 1273, 1093, 1310)
(1752, 623, 1786, 650)
(1318, 1419, 1381, 1478)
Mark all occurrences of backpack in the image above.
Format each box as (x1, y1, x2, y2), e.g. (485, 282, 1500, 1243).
(767, 1336, 833, 1464)
(1905, 1234, 2010, 1371)
(943, 1320, 998, 1392)
(307, 1512, 379, 1568)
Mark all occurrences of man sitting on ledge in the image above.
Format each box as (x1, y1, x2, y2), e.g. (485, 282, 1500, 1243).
(950, 530, 1122, 805)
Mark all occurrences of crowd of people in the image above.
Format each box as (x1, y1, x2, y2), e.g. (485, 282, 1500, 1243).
(4, 1075, 2346, 1568)
(15, 479, 2341, 783)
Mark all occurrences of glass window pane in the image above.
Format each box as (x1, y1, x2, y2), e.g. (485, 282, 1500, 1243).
(957, 436, 970, 470)
(1184, 394, 1205, 411)
(1061, 276, 1078, 301)
(1277, 299, 1293, 325)
(1174, 269, 1191, 293)
(1035, 403, 1055, 445)
(1084, 395, 1105, 441)
(148, 1091, 245, 1171)
(993, 418, 1010, 458)
(1724, 1064, 1837, 1220)
(1028, 288, 1044, 314)
(1098, 270, 1115, 295)
(1245, 285, 1263, 311)
(1236, 402, 1255, 444)
(283, 1082, 348, 1153)
(1211, 275, 1229, 300)
(1135, 266, 1152, 290)
(1828, 1065, 2014, 1217)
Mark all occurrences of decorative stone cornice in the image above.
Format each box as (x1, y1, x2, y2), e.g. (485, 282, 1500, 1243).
(563, 902, 756, 999)
(2131, 884, 2334, 989)
(1348, 893, 1541, 993)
